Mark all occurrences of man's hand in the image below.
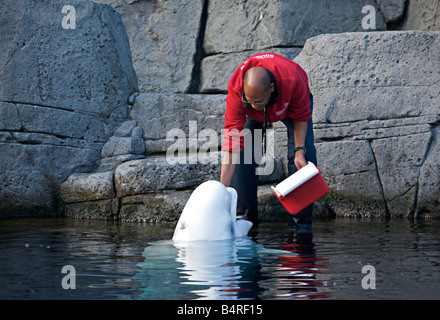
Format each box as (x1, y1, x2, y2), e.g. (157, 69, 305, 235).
(220, 151, 238, 187)
(293, 121, 308, 170)
(294, 149, 307, 170)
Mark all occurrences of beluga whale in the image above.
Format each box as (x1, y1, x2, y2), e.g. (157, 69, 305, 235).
(137, 181, 298, 299)
(172, 180, 253, 241)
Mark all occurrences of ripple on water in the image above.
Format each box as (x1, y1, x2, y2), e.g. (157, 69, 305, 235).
(0, 218, 439, 300)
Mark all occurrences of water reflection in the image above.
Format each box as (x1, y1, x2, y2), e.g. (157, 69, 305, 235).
(2, 218, 438, 300)
(135, 231, 331, 300)
(257, 232, 330, 299)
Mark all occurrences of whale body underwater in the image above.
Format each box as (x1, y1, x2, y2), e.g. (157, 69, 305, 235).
(172, 180, 253, 242)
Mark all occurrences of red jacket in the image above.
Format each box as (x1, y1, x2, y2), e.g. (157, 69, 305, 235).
(222, 52, 311, 152)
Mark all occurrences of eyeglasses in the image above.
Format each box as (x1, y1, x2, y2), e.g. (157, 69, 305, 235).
(242, 90, 270, 107)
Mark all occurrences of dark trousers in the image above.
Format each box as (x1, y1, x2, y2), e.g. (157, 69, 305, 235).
(231, 94, 317, 226)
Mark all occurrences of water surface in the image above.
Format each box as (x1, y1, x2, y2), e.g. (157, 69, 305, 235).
(0, 217, 439, 300)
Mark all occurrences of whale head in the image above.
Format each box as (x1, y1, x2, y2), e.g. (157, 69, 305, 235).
(172, 180, 253, 242)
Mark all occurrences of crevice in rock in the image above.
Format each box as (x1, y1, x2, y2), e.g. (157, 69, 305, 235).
(203, 44, 304, 59)
(0, 99, 126, 120)
(271, 44, 304, 49)
(188, 0, 209, 93)
(111, 172, 121, 221)
(8, 130, 106, 147)
(9, 139, 103, 151)
(317, 136, 346, 142)
(385, 0, 410, 30)
(411, 125, 436, 218)
(367, 140, 390, 217)
(11, 101, 24, 131)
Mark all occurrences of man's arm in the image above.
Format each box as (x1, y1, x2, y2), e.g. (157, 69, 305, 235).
(293, 121, 308, 170)
(220, 151, 239, 187)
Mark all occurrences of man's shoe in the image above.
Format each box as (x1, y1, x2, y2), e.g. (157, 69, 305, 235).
(296, 223, 312, 230)
(288, 215, 311, 230)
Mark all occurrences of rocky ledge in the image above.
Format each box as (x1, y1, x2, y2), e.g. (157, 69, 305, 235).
(60, 153, 293, 223)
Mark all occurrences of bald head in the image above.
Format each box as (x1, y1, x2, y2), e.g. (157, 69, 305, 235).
(243, 67, 271, 91)
(242, 67, 274, 111)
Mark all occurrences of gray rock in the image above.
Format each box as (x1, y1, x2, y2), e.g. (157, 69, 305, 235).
(119, 192, 192, 223)
(370, 133, 433, 217)
(113, 148, 283, 194)
(315, 140, 389, 217)
(200, 47, 303, 93)
(63, 199, 118, 220)
(376, 0, 406, 22)
(94, 0, 204, 93)
(292, 31, 440, 218)
(0, 143, 101, 217)
(114, 120, 138, 137)
(16, 104, 123, 142)
(401, 0, 440, 31)
(60, 171, 115, 204)
(87, 0, 440, 96)
(97, 120, 146, 171)
(416, 125, 440, 218)
(0, 0, 137, 216)
(0, 102, 22, 131)
(131, 93, 226, 153)
(0, 144, 55, 217)
(97, 154, 145, 173)
(0, 0, 137, 114)
(114, 153, 222, 197)
(101, 136, 145, 158)
(61, 178, 291, 223)
(204, 0, 386, 55)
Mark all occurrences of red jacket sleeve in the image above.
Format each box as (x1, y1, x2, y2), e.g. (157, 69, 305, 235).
(222, 91, 247, 152)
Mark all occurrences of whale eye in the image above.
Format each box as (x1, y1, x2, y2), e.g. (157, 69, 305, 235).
(179, 221, 186, 230)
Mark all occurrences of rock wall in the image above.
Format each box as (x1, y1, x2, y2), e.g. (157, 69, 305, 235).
(60, 31, 439, 222)
(60, 94, 285, 222)
(293, 31, 440, 219)
(95, 0, 439, 94)
(1, 0, 439, 220)
(94, 0, 205, 93)
(0, 0, 138, 217)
